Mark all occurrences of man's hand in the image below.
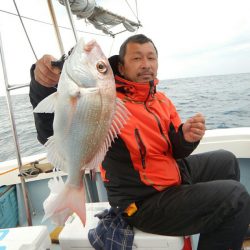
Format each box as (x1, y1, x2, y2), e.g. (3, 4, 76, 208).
(182, 113, 206, 143)
(34, 55, 60, 87)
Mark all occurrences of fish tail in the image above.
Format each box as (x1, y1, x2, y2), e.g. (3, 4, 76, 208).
(42, 176, 86, 226)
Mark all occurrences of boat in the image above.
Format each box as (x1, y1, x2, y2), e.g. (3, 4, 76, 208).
(0, 1, 250, 249)
(1, 127, 250, 249)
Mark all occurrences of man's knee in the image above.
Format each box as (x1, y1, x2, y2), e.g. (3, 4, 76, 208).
(209, 180, 250, 230)
(224, 180, 250, 208)
(215, 149, 240, 181)
(198, 180, 250, 250)
(215, 149, 237, 163)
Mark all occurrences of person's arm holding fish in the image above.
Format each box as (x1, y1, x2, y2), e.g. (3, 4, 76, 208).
(29, 55, 59, 144)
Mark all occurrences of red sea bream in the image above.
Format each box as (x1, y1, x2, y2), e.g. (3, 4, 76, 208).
(34, 38, 129, 225)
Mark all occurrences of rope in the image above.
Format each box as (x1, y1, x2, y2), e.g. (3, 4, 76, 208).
(124, 0, 140, 23)
(108, 37, 115, 57)
(0, 156, 48, 177)
(0, 9, 108, 37)
(0, 167, 18, 176)
(135, 0, 139, 21)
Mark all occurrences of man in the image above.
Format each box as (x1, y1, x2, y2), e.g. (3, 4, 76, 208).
(29, 34, 250, 250)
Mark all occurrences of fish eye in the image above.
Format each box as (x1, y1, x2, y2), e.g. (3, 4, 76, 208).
(96, 61, 108, 73)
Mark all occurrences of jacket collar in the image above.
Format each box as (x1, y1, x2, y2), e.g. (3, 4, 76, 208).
(115, 75, 159, 102)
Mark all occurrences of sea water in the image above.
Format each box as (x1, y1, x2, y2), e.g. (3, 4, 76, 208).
(0, 72, 249, 162)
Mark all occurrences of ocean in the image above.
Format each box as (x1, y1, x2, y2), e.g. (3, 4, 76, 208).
(0, 72, 249, 162)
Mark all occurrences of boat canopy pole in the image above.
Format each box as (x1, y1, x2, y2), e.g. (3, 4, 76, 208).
(0, 33, 32, 226)
(63, 0, 78, 42)
(13, 0, 38, 61)
(47, 0, 65, 55)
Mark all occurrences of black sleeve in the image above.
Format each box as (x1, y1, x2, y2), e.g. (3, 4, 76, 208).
(168, 122, 200, 159)
(29, 64, 56, 145)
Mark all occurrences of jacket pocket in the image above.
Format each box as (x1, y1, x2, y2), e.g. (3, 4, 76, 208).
(134, 128, 146, 169)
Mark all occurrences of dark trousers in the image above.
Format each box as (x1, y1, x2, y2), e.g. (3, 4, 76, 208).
(125, 150, 250, 250)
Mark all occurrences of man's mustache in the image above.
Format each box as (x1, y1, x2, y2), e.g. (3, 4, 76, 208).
(137, 71, 153, 76)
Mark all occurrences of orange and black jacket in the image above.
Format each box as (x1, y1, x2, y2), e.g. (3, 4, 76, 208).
(101, 73, 199, 209)
(29, 55, 199, 209)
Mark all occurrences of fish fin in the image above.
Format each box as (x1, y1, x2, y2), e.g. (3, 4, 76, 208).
(102, 97, 130, 148)
(33, 92, 58, 113)
(106, 98, 130, 144)
(84, 98, 130, 171)
(45, 136, 67, 172)
(42, 175, 86, 226)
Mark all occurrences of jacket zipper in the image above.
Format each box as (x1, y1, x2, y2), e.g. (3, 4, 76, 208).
(144, 81, 171, 153)
(134, 128, 146, 169)
(145, 81, 181, 182)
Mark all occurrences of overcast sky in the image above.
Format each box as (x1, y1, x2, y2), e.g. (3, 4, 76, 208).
(0, 0, 250, 95)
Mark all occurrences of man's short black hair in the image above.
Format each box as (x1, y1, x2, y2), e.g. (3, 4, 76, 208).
(119, 34, 158, 64)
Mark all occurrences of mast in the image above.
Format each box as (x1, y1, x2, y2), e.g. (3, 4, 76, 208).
(47, 0, 65, 55)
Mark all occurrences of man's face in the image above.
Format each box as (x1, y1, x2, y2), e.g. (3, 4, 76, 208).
(118, 42, 158, 83)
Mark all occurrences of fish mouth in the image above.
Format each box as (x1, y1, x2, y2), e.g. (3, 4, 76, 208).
(84, 40, 97, 52)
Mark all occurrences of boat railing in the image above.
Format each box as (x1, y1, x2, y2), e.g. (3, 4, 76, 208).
(0, 32, 33, 226)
